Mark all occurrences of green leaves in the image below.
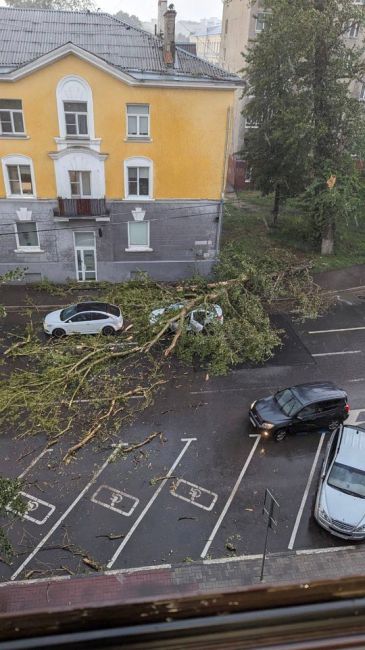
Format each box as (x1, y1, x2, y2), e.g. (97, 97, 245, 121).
(243, 0, 365, 249)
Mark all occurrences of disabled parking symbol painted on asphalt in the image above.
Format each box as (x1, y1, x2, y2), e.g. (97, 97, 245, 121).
(91, 485, 139, 517)
(7, 492, 55, 525)
(170, 479, 218, 511)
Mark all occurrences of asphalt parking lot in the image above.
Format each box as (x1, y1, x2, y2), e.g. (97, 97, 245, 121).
(2, 288, 365, 582)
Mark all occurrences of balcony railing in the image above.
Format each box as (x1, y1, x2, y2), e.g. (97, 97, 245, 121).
(54, 198, 110, 218)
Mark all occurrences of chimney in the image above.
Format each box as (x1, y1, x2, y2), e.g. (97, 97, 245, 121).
(157, 0, 167, 37)
(163, 4, 177, 67)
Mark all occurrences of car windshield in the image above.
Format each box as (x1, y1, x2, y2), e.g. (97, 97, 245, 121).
(60, 305, 77, 321)
(275, 388, 302, 417)
(328, 462, 365, 498)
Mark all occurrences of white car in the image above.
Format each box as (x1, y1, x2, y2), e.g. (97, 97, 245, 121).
(149, 303, 223, 333)
(43, 302, 124, 337)
(315, 425, 365, 539)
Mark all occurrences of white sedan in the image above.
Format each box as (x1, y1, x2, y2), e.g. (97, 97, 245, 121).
(149, 303, 223, 333)
(43, 302, 124, 337)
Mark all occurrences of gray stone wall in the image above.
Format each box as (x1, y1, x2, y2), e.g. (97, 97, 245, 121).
(0, 199, 221, 283)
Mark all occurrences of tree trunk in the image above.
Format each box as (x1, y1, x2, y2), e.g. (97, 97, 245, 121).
(321, 220, 334, 255)
(272, 184, 281, 227)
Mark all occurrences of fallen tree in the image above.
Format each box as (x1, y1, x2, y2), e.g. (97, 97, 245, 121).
(0, 251, 324, 462)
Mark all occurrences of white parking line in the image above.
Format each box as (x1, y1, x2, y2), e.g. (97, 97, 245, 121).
(107, 437, 197, 569)
(200, 435, 261, 559)
(309, 327, 365, 334)
(18, 447, 53, 479)
(312, 350, 361, 357)
(10, 442, 126, 581)
(288, 432, 326, 551)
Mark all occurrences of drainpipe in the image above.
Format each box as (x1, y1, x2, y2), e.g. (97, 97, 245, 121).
(216, 106, 233, 258)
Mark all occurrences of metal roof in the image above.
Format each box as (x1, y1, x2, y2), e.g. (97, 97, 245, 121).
(0, 7, 238, 83)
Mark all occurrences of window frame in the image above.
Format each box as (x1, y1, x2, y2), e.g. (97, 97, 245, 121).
(14, 221, 41, 252)
(69, 170, 92, 197)
(0, 99, 26, 136)
(347, 21, 360, 38)
(2, 155, 36, 198)
(63, 101, 89, 137)
(126, 220, 152, 252)
(126, 104, 150, 139)
(255, 11, 270, 33)
(124, 157, 153, 200)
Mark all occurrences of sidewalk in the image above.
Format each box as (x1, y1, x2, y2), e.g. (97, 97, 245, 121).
(2, 545, 365, 618)
(2, 263, 365, 309)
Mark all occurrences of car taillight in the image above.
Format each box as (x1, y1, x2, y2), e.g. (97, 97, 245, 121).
(345, 403, 350, 414)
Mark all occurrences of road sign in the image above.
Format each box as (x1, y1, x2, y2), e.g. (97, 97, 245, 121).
(261, 489, 280, 581)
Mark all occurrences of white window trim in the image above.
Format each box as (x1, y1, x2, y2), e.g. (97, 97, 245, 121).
(126, 104, 150, 139)
(0, 102, 26, 137)
(2, 154, 37, 198)
(126, 220, 152, 252)
(56, 76, 95, 140)
(124, 157, 153, 200)
(14, 221, 43, 252)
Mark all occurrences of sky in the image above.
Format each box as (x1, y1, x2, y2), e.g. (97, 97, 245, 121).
(96, 0, 223, 21)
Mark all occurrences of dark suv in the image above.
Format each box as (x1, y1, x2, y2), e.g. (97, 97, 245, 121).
(249, 382, 349, 441)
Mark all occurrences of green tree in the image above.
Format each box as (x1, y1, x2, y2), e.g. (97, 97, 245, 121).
(114, 10, 142, 29)
(243, 0, 365, 251)
(4, 0, 96, 10)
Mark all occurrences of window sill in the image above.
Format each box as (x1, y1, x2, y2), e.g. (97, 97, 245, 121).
(6, 195, 36, 200)
(124, 137, 152, 143)
(14, 248, 44, 253)
(125, 247, 153, 252)
(124, 197, 154, 202)
(0, 134, 29, 139)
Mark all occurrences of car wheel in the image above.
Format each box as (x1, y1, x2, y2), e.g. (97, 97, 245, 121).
(328, 420, 340, 431)
(52, 328, 66, 338)
(102, 326, 115, 336)
(273, 429, 287, 442)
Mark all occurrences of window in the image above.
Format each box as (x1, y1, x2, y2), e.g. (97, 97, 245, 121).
(127, 221, 151, 251)
(225, 19, 228, 34)
(128, 167, 149, 197)
(69, 170, 91, 197)
(347, 22, 360, 38)
(6, 164, 33, 196)
(127, 105, 150, 138)
(360, 84, 365, 100)
(124, 158, 153, 200)
(0, 99, 25, 135)
(245, 167, 253, 183)
(64, 101, 88, 136)
(245, 116, 259, 128)
(15, 222, 40, 250)
(255, 12, 269, 33)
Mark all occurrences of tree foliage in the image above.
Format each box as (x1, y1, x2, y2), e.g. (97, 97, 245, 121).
(114, 10, 143, 29)
(243, 0, 365, 248)
(4, 0, 95, 10)
(0, 253, 323, 463)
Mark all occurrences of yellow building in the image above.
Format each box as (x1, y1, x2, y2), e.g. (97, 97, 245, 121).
(0, 4, 239, 282)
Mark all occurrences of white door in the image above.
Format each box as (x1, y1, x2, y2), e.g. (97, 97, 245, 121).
(74, 232, 97, 282)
